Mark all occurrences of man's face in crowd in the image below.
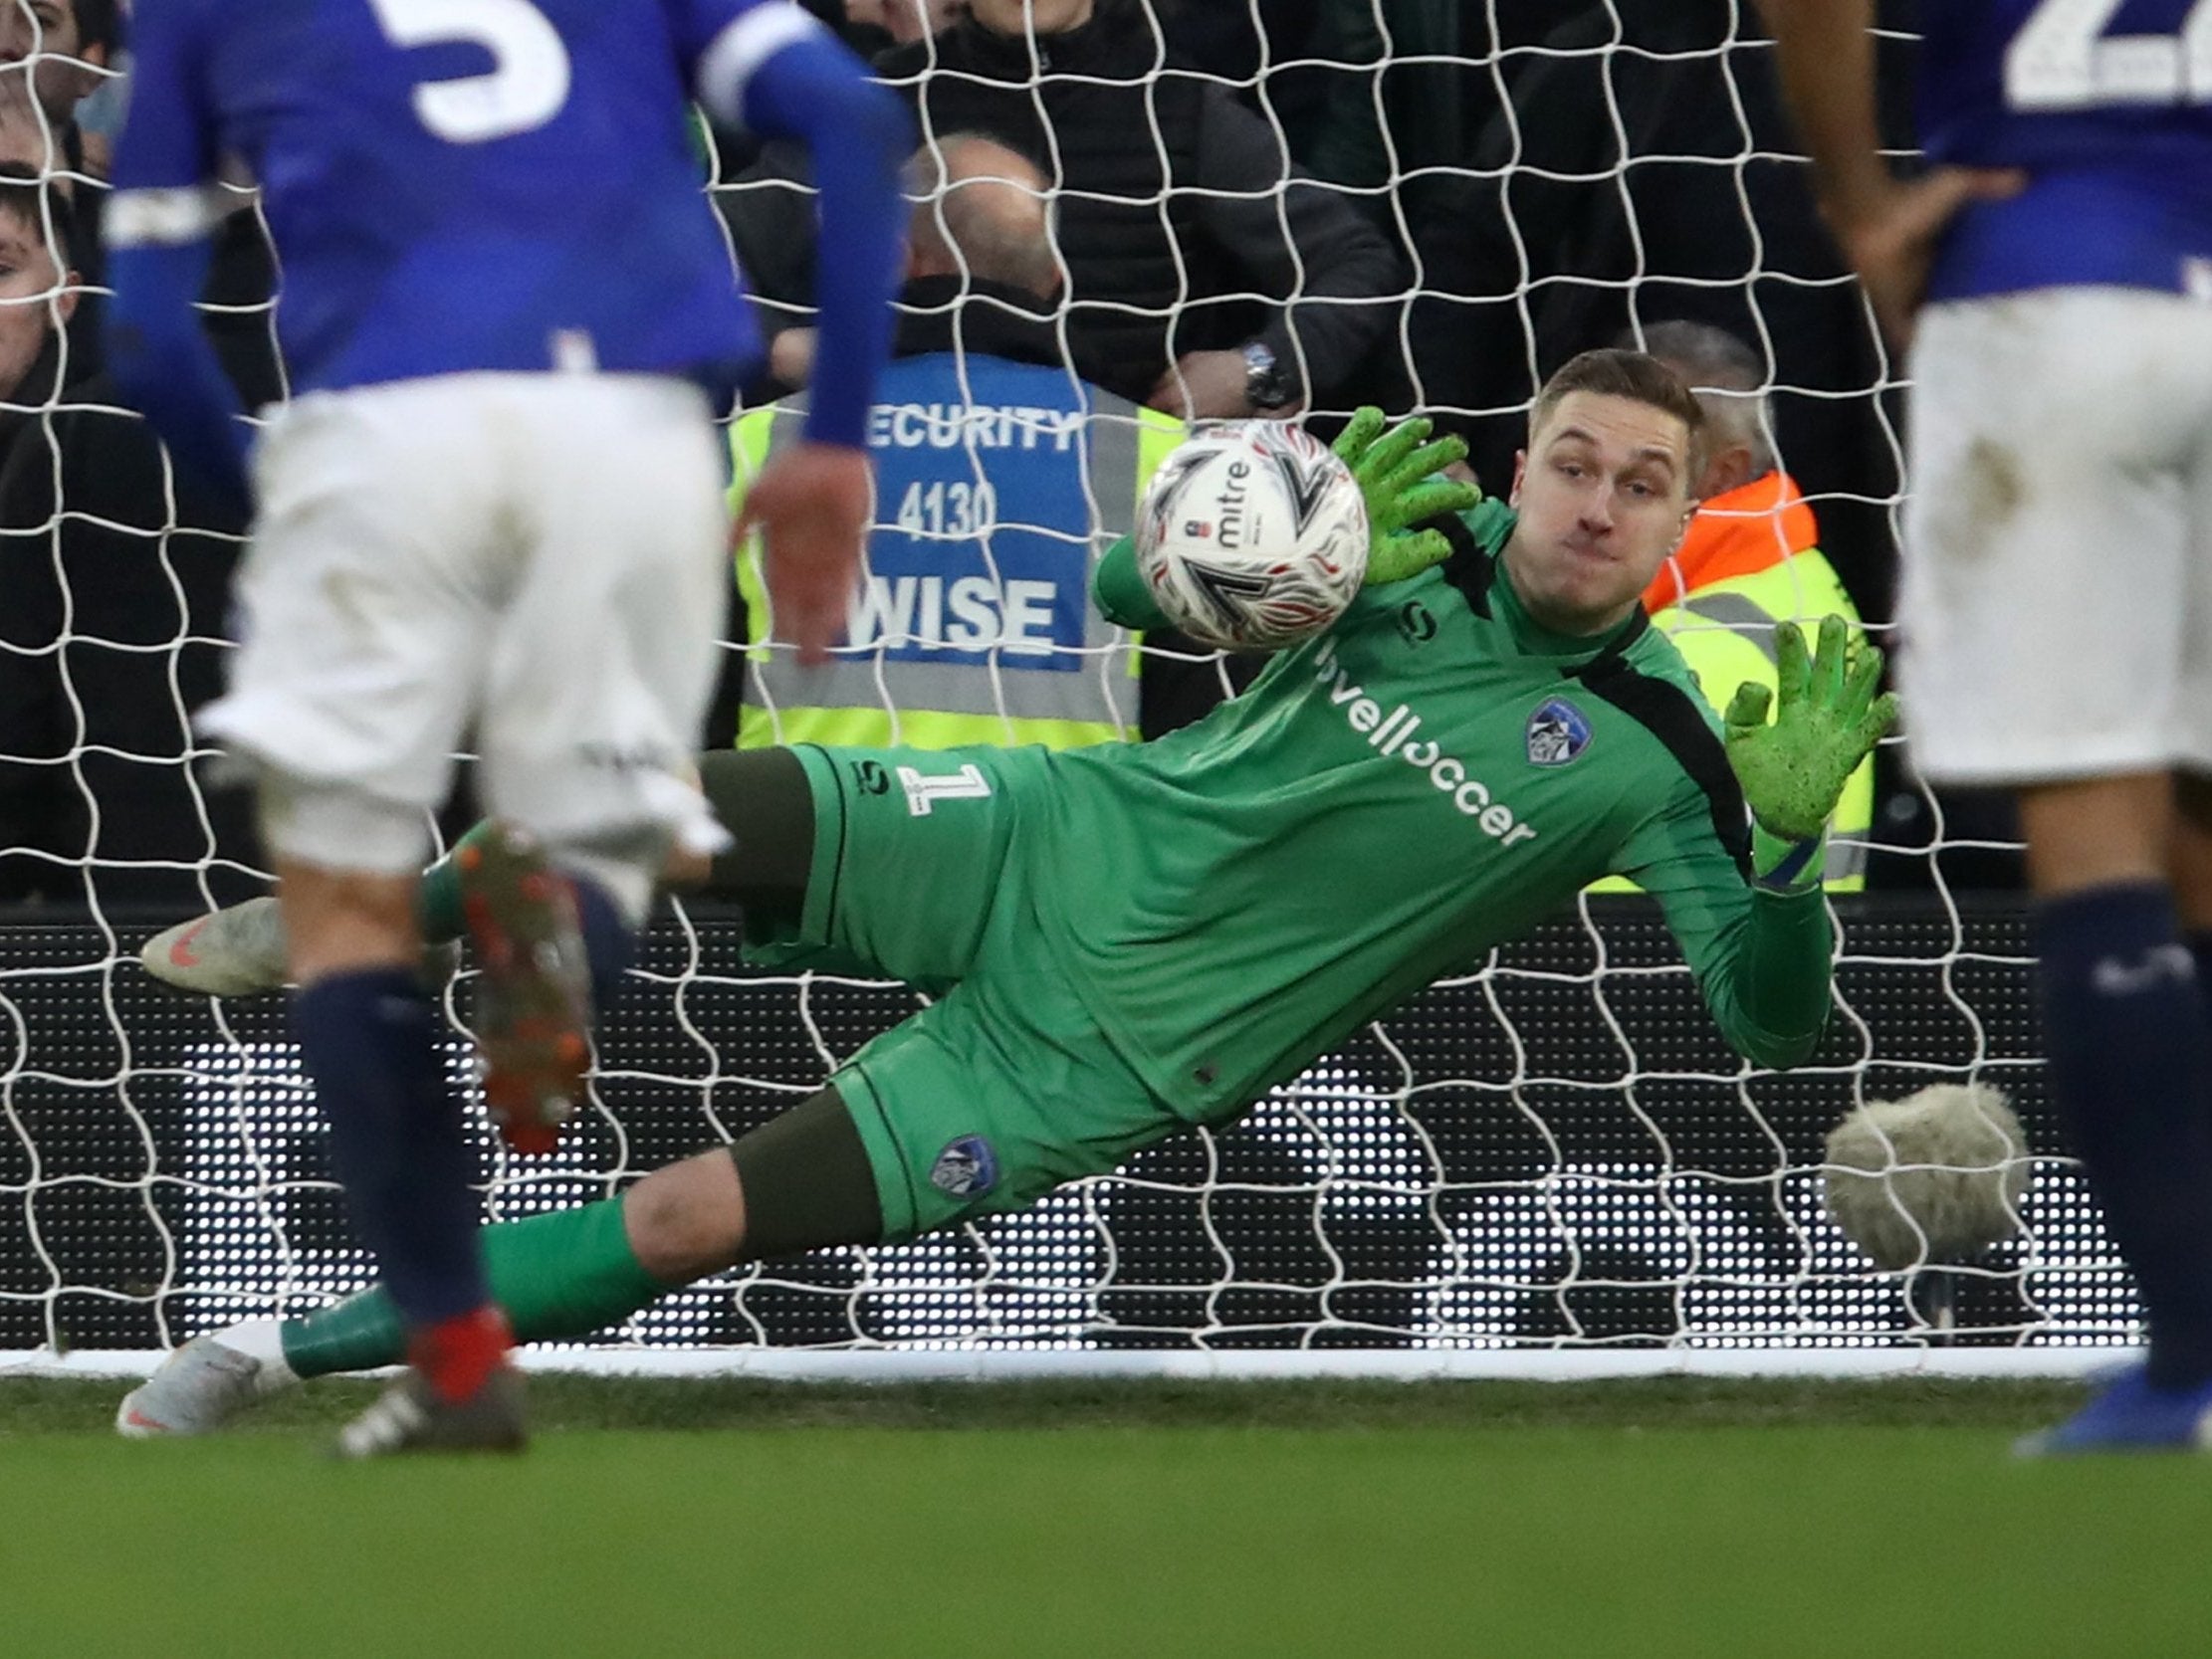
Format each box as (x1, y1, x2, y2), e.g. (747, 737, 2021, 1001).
(1503, 390, 1697, 636)
(968, 0, 1096, 38)
(0, 0, 105, 124)
(0, 203, 70, 399)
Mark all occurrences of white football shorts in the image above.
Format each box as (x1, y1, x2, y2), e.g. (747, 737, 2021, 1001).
(1901, 287, 2212, 784)
(202, 372, 732, 871)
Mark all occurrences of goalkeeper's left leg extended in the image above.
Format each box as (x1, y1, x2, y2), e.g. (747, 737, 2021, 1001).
(125, 996, 1187, 1433)
(119, 1088, 882, 1433)
(128, 1021, 1185, 1433)
(126, 990, 1193, 1431)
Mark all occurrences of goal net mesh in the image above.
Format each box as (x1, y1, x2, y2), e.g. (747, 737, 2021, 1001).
(0, 2, 2131, 1365)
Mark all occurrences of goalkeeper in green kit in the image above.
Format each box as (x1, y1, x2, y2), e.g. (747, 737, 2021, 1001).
(121, 350, 1893, 1437)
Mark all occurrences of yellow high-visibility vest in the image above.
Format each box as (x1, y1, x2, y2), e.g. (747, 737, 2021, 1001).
(731, 358, 1186, 753)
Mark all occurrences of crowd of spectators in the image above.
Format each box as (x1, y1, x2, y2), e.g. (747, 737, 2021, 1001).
(1, 0, 2022, 913)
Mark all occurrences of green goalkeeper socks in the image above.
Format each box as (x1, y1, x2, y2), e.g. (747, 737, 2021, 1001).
(279, 1195, 667, 1378)
(415, 821, 501, 945)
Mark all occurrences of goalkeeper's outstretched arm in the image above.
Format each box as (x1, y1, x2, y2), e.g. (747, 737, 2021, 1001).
(1622, 615, 1896, 1070)
(1618, 785, 1835, 1072)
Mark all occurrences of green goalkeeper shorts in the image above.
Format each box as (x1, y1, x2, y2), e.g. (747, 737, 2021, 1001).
(751, 742, 1185, 1244)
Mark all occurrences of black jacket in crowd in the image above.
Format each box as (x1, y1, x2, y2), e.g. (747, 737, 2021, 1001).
(0, 209, 282, 911)
(726, 1, 1404, 408)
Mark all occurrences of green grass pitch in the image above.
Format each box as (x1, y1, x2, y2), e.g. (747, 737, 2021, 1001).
(3, 1375, 2208, 1656)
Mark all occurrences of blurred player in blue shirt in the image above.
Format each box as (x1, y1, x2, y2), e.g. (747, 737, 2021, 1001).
(104, 0, 909, 1455)
(1761, 0, 2212, 1453)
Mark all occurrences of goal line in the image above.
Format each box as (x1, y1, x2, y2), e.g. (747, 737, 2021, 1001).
(10, 1346, 2128, 1384)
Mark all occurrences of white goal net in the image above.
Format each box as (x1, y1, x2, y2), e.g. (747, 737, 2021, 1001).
(0, 1, 2129, 1376)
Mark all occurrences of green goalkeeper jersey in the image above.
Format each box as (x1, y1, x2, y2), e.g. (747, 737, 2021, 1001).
(1018, 501, 1832, 1123)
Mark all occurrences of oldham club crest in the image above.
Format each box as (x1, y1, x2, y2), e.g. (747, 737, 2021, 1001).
(929, 1136, 998, 1200)
(1525, 697, 1592, 767)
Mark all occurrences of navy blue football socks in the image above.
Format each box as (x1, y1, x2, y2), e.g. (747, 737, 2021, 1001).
(566, 873, 637, 1018)
(2036, 884, 2212, 1389)
(293, 967, 488, 1329)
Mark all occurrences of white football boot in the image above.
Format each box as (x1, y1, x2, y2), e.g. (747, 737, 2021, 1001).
(140, 897, 461, 999)
(115, 1328, 297, 1438)
(139, 898, 290, 997)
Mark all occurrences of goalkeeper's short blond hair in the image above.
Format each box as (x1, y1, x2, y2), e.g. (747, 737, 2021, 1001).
(1533, 348, 1709, 483)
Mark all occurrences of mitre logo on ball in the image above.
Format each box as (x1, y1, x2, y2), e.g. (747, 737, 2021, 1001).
(1135, 421, 1369, 652)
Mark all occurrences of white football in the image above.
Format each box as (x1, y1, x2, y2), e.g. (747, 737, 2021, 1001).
(1823, 1083, 2030, 1271)
(1133, 421, 1369, 652)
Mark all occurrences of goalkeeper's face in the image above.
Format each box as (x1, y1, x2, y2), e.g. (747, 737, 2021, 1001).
(1504, 391, 1696, 637)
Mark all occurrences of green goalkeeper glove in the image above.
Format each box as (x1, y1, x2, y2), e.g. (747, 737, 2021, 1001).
(1722, 614, 1898, 889)
(1332, 406, 1484, 585)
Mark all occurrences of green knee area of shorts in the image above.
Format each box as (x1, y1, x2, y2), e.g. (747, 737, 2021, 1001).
(743, 741, 1170, 1242)
(834, 984, 1182, 1245)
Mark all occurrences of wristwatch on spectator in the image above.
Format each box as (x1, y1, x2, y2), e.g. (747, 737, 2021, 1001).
(1241, 340, 1295, 411)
